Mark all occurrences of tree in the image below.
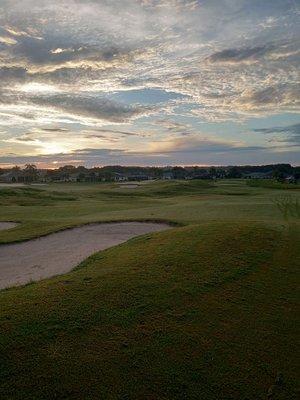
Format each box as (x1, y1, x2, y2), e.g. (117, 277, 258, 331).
(227, 166, 242, 178)
(172, 166, 186, 179)
(24, 164, 38, 183)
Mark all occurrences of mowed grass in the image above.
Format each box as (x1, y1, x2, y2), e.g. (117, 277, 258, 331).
(0, 180, 299, 399)
(0, 179, 299, 243)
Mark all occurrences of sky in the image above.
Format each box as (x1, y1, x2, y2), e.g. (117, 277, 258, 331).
(0, 0, 299, 168)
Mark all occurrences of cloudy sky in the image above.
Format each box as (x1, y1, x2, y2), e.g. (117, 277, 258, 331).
(0, 0, 299, 168)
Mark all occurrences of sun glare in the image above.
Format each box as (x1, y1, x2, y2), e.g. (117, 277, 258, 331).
(40, 142, 67, 155)
(20, 82, 59, 94)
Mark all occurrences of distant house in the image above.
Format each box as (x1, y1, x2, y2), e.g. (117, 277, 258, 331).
(36, 169, 48, 182)
(69, 173, 81, 182)
(0, 170, 25, 183)
(128, 174, 150, 181)
(162, 172, 174, 180)
(114, 173, 128, 182)
(243, 172, 273, 179)
(285, 175, 297, 184)
(192, 173, 213, 180)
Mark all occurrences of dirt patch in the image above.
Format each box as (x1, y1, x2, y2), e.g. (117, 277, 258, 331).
(0, 222, 170, 289)
(0, 222, 18, 231)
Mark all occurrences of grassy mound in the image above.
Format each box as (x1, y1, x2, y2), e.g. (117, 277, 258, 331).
(246, 179, 299, 190)
(0, 187, 76, 206)
(0, 222, 298, 399)
(87, 180, 215, 199)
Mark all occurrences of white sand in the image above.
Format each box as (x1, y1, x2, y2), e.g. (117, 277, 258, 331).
(0, 183, 26, 187)
(0, 222, 170, 289)
(0, 222, 18, 231)
(0, 183, 47, 188)
(119, 184, 139, 189)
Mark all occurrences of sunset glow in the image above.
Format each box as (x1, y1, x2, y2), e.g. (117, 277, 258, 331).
(0, 0, 299, 167)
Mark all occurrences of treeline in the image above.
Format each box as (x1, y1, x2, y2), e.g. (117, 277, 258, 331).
(0, 163, 299, 183)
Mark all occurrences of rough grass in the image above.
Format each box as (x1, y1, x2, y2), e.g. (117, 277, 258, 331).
(0, 223, 299, 399)
(273, 196, 300, 220)
(246, 179, 300, 190)
(0, 187, 76, 206)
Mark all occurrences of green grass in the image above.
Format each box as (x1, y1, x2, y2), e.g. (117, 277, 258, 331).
(246, 179, 300, 190)
(0, 187, 77, 206)
(0, 179, 299, 243)
(0, 179, 299, 399)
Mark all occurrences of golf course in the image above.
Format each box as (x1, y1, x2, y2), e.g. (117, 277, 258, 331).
(0, 179, 299, 399)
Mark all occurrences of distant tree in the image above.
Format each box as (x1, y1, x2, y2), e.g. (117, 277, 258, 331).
(227, 166, 242, 178)
(209, 167, 217, 177)
(24, 164, 38, 183)
(172, 166, 186, 179)
(273, 164, 293, 181)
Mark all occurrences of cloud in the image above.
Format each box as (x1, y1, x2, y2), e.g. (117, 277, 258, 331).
(207, 45, 270, 64)
(0, 91, 157, 125)
(254, 123, 300, 135)
(154, 119, 194, 136)
(1, 141, 299, 168)
(147, 135, 265, 154)
(29, 95, 155, 123)
(238, 84, 300, 113)
(254, 123, 300, 144)
(0, 0, 299, 165)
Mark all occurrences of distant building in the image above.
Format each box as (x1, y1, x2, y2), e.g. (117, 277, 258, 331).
(191, 172, 214, 180)
(128, 174, 150, 181)
(162, 172, 174, 180)
(68, 173, 81, 182)
(0, 170, 25, 183)
(114, 173, 128, 182)
(243, 172, 273, 179)
(285, 175, 297, 184)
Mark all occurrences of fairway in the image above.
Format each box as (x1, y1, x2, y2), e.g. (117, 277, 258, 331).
(0, 179, 299, 399)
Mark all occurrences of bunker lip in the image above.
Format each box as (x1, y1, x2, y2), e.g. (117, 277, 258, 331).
(0, 221, 171, 290)
(0, 218, 181, 245)
(0, 222, 19, 231)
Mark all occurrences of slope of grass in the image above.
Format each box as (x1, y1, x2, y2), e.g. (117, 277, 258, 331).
(246, 179, 300, 190)
(0, 187, 77, 206)
(0, 222, 299, 400)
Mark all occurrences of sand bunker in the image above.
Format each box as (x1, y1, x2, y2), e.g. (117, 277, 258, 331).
(119, 184, 139, 189)
(0, 222, 170, 289)
(0, 222, 18, 231)
(0, 183, 47, 188)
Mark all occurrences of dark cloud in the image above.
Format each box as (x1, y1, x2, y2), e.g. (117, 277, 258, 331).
(29, 94, 155, 123)
(14, 136, 34, 142)
(254, 123, 300, 144)
(207, 45, 270, 64)
(254, 123, 300, 135)
(11, 34, 132, 68)
(92, 128, 139, 136)
(239, 84, 300, 111)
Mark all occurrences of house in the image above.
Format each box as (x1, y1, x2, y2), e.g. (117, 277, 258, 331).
(68, 173, 81, 182)
(285, 175, 297, 184)
(191, 172, 214, 180)
(0, 170, 25, 183)
(114, 173, 128, 182)
(128, 174, 150, 181)
(243, 172, 273, 179)
(162, 172, 174, 180)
